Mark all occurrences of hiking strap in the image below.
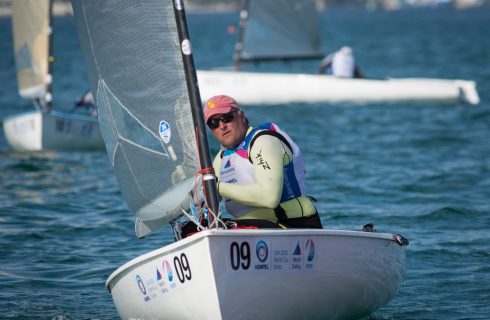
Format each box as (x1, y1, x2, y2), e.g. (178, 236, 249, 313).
(273, 205, 288, 224)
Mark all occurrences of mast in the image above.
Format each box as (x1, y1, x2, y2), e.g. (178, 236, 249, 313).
(45, 0, 54, 112)
(172, 0, 220, 223)
(233, 0, 250, 71)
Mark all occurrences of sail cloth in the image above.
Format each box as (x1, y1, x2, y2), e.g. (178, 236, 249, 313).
(72, 1, 199, 238)
(237, 0, 323, 62)
(12, 0, 50, 100)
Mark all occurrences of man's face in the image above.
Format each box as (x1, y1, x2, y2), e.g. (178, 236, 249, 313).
(208, 110, 247, 149)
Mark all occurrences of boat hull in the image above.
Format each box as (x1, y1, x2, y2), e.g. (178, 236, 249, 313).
(107, 229, 406, 320)
(3, 110, 105, 151)
(197, 70, 479, 105)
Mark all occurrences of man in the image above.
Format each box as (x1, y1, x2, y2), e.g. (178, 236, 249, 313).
(204, 95, 322, 229)
(74, 90, 97, 117)
(318, 46, 363, 78)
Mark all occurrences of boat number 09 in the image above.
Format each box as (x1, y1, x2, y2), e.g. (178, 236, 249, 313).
(230, 241, 251, 270)
(173, 253, 192, 283)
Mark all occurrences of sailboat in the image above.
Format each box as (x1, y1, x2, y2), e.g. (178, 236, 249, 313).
(196, 0, 479, 105)
(2, 0, 104, 152)
(72, 1, 408, 319)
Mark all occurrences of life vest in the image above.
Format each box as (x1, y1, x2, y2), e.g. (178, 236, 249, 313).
(219, 123, 306, 218)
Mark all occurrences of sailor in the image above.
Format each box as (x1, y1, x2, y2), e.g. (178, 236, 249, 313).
(74, 90, 98, 117)
(204, 95, 323, 229)
(318, 46, 363, 78)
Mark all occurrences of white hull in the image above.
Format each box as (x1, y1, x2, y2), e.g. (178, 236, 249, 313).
(107, 229, 406, 320)
(197, 70, 480, 105)
(3, 110, 105, 151)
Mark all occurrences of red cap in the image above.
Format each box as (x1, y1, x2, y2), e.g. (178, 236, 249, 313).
(204, 95, 240, 123)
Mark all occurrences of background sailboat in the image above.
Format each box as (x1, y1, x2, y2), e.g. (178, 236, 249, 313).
(2, 0, 104, 152)
(197, 0, 479, 105)
(232, 0, 324, 68)
(72, 0, 408, 319)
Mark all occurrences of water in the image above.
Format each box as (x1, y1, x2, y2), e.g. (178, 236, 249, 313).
(1, 8, 489, 320)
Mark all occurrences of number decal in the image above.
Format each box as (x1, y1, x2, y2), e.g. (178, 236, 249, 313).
(81, 123, 93, 136)
(230, 241, 250, 270)
(230, 242, 239, 270)
(173, 253, 192, 283)
(181, 253, 192, 281)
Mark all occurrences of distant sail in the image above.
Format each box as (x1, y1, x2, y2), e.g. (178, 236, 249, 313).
(236, 0, 323, 62)
(72, 1, 199, 237)
(12, 0, 50, 100)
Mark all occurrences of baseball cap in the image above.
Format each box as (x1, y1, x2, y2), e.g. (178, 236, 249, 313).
(203, 95, 240, 123)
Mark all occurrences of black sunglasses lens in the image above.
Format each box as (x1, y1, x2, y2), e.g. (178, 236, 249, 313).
(221, 113, 235, 123)
(207, 118, 219, 129)
(207, 112, 235, 129)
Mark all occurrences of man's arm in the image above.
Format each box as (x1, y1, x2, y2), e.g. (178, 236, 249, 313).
(318, 53, 334, 74)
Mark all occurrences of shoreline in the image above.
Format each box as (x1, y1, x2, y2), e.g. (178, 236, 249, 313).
(0, 2, 240, 17)
(0, 1, 487, 17)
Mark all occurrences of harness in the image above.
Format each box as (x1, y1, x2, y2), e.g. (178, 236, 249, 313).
(220, 123, 300, 222)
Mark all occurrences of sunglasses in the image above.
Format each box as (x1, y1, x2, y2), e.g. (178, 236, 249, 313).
(207, 111, 237, 129)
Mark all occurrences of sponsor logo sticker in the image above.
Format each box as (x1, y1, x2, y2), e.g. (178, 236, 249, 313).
(136, 274, 152, 302)
(163, 260, 173, 282)
(159, 120, 171, 144)
(256, 240, 268, 262)
(181, 39, 192, 55)
(254, 240, 269, 270)
(306, 239, 315, 262)
(305, 239, 315, 270)
(291, 241, 303, 270)
(136, 275, 146, 295)
(156, 268, 163, 282)
(224, 159, 232, 168)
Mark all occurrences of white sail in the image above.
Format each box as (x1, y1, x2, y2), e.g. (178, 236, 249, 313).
(236, 0, 323, 63)
(72, 1, 200, 237)
(12, 0, 50, 100)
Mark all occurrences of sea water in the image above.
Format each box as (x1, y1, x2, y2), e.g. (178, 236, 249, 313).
(0, 8, 489, 320)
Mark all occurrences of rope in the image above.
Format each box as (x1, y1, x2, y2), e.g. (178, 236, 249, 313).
(198, 166, 215, 175)
(191, 127, 225, 229)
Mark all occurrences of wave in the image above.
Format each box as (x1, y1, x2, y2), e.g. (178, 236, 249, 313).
(418, 206, 482, 220)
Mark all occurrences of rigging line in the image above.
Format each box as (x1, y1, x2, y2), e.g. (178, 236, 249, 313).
(98, 83, 118, 166)
(194, 126, 218, 225)
(98, 79, 170, 144)
(117, 135, 169, 157)
(179, 208, 206, 231)
(80, 2, 101, 77)
(192, 173, 206, 225)
(98, 79, 172, 160)
(191, 165, 226, 230)
(97, 96, 167, 207)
